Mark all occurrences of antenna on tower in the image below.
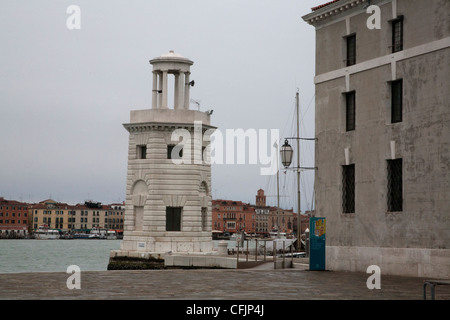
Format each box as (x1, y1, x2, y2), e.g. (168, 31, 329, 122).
(190, 99, 201, 111)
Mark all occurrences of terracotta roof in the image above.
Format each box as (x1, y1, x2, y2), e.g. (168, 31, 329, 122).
(311, 0, 342, 11)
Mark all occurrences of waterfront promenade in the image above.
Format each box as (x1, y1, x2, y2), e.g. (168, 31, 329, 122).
(0, 263, 448, 300)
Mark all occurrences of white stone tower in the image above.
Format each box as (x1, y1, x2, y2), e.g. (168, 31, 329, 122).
(111, 51, 216, 264)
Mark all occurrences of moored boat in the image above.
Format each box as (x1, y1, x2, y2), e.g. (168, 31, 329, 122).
(89, 227, 107, 239)
(106, 230, 117, 240)
(34, 225, 60, 240)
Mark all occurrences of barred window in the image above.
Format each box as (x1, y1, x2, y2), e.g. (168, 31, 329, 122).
(387, 159, 402, 212)
(391, 79, 403, 123)
(201, 207, 208, 231)
(345, 91, 356, 131)
(346, 34, 356, 66)
(391, 16, 403, 53)
(167, 145, 183, 159)
(166, 207, 182, 231)
(137, 145, 147, 159)
(342, 164, 355, 213)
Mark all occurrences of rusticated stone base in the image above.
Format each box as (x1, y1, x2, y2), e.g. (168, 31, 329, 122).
(108, 249, 238, 270)
(107, 256, 165, 270)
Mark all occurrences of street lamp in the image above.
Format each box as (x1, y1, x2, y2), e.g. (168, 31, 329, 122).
(280, 140, 294, 168)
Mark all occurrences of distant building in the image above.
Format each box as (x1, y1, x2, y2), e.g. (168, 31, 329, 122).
(212, 200, 255, 234)
(29, 199, 124, 232)
(0, 197, 29, 238)
(268, 207, 294, 234)
(303, 0, 449, 277)
(212, 189, 304, 237)
(254, 189, 270, 236)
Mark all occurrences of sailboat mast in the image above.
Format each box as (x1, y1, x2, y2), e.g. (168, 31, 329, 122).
(276, 141, 280, 238)
(296, 91, 301, 250)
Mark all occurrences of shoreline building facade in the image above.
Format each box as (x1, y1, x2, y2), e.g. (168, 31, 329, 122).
(29, 199, 124, 233)
(0, 197, 29, 238)
(212, 200, 256, 234)
(303, 0, 449, 278)
(111, 51, 216, 261)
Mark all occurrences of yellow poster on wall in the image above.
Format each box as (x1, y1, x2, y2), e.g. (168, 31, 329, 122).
(314, 218, 326, 237)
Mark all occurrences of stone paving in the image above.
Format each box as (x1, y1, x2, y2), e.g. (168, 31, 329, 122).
(0, 264, 449, 300)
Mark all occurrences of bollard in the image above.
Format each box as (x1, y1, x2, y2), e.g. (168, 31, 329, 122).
(264, 241, 267, 261)
(246, 239, 249, 262)
(291, 245, 294, 268)
(305, 229, 310, 258)
(273, 240, 277, 269)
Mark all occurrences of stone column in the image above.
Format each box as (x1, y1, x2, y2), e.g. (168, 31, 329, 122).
(162, 70, 168, 109)
(184, 72, 191, 109)
(152, 71, 158, 109)
(158, 71, 163, 109)
(174, 72, 180, 110)
(177, 72, 185, 109)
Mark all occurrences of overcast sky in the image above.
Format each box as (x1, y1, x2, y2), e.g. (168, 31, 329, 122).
(0, 0, 318, 211)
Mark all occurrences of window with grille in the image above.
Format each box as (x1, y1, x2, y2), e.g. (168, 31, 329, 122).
(391, 79, 403, 123)
(345, 91, 356, 131)
(391, 16, 403, 53)
(166, 207, 182, 231)
(346, 34, 356, 66)
(167, 145, 183, 159)
(137, 145, 147, 159)
(387, 159, 402, 212)
(201, 207, 207, 231)
(342, 164, 355, 213)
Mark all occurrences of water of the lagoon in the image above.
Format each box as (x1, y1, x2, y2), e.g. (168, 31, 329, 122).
(0, 239, 268, 273)
(0, 239, 121, 273)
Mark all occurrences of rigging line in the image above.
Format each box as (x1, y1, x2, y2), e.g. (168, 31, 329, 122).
(299, 93, 315, 125)
(296, 94, 315, 166)
(281, 100, 296, 141)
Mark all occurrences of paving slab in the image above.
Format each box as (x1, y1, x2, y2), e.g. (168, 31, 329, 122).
(0, 268, 449, 300)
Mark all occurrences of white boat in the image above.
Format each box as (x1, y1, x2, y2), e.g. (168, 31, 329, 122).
(259, 238, 297, 252)
(34, 225, 60, 240)
(73, 232, 90, 239)
(269, 231, 287, 239)
(89, 227, 107, 239)
(106, 230, 117, 240)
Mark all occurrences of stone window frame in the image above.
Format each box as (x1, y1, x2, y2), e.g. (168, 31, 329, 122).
(166, 207, 182, 232)
(389, 79, 403, 124)
(390, 16, 404, 53)
(344, 33, 356, 67)
(344, 90, 356, 132)
(387, 158, 403, 212)
(342, 163, 355, 214)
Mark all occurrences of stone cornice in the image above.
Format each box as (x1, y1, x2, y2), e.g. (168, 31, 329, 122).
(123, 121, 217, 134)
(302, 0, 372, 26)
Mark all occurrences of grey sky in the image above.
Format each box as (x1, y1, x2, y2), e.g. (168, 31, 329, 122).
(0, 0, 318, 211)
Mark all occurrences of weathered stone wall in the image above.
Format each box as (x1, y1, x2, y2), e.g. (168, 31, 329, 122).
(304, 0, 450, 277)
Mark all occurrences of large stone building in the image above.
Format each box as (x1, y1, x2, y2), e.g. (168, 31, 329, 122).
(111, 51, 216, 261)
(303, 0, 449, 277)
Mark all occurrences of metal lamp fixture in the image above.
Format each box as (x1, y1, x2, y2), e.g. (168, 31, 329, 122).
(280, 139, 294, 168)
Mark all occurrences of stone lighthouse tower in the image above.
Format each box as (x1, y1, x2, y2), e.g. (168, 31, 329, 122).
(110, 51, 216, 267)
